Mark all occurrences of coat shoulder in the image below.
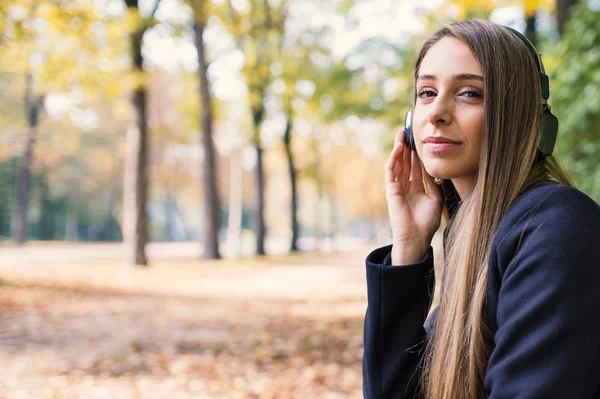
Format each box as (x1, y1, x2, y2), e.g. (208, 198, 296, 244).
(496, 182, 600, 245)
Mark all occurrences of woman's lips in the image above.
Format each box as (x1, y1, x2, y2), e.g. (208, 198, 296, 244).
(424, 142, 461, 152)
(423, 137, 461, 152)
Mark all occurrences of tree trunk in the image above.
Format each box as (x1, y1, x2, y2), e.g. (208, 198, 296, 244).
(123, 25, 149, 267)
(11, 74, 39, 245)
(316, 185, 324, 252)
(329, 193, 338, 251)
(556, 0, 578, 36)
(312, 137, 323, 252)
(163, 191, 177, 241)
(227, 148, 243, 259)
(38, 171, 54, 240)
(65, 202, 79, 241)
(525, 13, 537, 47)
(251, 106, 267, 255)
(283, 112, 299, 252)
(194, 21, 221, 260)
(0, 158, 16, 242)
(254, 143, 266, 255)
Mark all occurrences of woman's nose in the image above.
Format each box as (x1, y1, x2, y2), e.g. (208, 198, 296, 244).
(427, 97, 453, 126)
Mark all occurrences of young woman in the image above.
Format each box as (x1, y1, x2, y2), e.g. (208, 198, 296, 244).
(363, 19, 600, 398)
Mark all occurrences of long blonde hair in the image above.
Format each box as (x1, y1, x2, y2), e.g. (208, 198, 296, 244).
(416, 20, 574, 398)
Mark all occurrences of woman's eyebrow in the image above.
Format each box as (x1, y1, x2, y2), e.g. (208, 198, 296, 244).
(417, 73, 484, 82)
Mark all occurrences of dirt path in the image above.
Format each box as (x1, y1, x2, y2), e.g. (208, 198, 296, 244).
(0, 246, 371, 398)
(0, 237, 369, 267)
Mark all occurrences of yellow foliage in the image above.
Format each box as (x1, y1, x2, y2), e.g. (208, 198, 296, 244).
(38, 2, 62, 22)
(187, 0, 208, 23)
(108, 23, 126, 43)
(130, 70, 148, 90)
(452, 0, 555, 16)
(451, 0, 496, 15)
(248, 91, 263, 110)
(522, 0, 554, 15)
(125, 8, 143, 34)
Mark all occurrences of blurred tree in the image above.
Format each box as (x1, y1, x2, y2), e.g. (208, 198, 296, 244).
(0, 1, 45, 244)
(0, 0, 102, 244)
(350, 37, 416, 131)
(122, 0, 162, 266)
(556, 0, 578, 35)
(301, 132, 327, 244)
(505, 0, 554, 46)
(275, 18, 333, 252)
(287, 15, 412, 243)
(188, 1, 221, 259)
(0, 158, 17, 240)
(11, 74, 43, 244)
(281, 113, 299, 250)
(217, 0, 286, 255)
(146, 71, 199, 242)
(549, 1, 599, 201)
(449, 0, 559, 45)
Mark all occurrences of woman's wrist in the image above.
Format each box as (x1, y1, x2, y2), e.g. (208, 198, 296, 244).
(391, 239, 428, 265)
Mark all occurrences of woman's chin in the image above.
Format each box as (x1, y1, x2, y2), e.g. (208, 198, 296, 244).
(423, 165, 455, 180)
(421, 157, 474, 181)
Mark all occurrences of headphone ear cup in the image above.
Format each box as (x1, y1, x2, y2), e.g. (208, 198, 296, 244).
(539, 110, 558, 155)
(404, 110, 416, 150)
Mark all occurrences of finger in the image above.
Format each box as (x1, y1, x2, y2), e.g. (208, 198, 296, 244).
(400, 136, 411, 182)
(392, 145, 402, 179)
(390, 129, 406, 180)
(391, 128, 404, 177)
(385, 141, 403, 183)
(410, 150, 425, 192)
(394, 128, 404, 149)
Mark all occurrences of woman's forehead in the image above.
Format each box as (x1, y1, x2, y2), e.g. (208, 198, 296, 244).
(418, 37, 483, 79)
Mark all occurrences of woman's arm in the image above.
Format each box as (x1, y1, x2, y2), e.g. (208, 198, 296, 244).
(363, 244, 435, 399)
(486, 185, 600, 398)
(365, 126, 441, 398)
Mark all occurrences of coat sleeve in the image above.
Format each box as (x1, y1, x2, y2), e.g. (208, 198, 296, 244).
(363, 244, 435, 399)
(485, 186, 600, 398)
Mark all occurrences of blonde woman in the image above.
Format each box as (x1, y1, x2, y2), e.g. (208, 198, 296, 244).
(363, 19, 600, 398)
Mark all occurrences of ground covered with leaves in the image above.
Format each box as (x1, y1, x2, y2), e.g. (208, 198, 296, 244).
(0, 246, 368, 398)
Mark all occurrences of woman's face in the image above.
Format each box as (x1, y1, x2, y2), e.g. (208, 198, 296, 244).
(413, 36, 485, 186)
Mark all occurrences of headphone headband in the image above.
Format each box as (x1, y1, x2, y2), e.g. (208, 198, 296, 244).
(504, 26, 550, 101)
(503, 25, 557, 155)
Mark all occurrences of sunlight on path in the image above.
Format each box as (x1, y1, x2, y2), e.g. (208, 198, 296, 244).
(0, 243, 377, 398)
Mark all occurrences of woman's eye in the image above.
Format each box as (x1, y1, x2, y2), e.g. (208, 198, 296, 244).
(417, 89, 436, 98)
(459, 90, 482, 98)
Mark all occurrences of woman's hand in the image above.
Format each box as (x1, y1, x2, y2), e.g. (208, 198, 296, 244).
(385, 128, 443, 265)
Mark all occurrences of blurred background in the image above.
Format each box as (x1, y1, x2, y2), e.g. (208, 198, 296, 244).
(0, 0, 598, 397)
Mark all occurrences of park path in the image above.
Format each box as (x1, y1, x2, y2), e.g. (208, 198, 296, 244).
(0, 238, 372, 300)
(0, 240, 375, 398)
(0, 237, 369, 266)
(0, 241, 206, 267)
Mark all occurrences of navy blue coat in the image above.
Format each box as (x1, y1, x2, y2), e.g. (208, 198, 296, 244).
(363, 182, 600, 398)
